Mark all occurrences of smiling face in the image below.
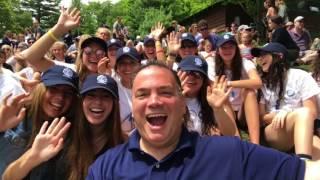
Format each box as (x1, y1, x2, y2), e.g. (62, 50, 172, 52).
(144, 43, 156, 60)
(82, 43, 106, 73)
(178, 41, 197, 59)
(132, 66, 186, 148)
(218, 42, 237, 65)
(82, 89, 114, 126)
(42, 85, 74, 118)
(116, 57, 140, 85)
(257, 52, 273, 72)
(181, 71, 204, 98)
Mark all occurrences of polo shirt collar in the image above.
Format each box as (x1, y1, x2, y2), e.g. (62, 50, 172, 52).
(128, 127, 196, 154)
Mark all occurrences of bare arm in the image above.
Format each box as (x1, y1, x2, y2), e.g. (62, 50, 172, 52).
(302, 96, 318, 120)
(228, 68, 262, 89)
(207, 76, 239, 136)
(20, 8, 80, 72)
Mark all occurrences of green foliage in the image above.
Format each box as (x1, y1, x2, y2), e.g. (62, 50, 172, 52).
(0, 0, 33, 36)
(21, 0, 60, 29)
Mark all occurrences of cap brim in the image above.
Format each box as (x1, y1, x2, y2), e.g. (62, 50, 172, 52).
(217, 39, 237, 47)
(181, 39, 197, 45)
(117, 54, 139, 63)
(178, 66, 208, 78)
(43, 80, 77, 90)
(81, 37, 107, 51)
(80, 86, 118, 98)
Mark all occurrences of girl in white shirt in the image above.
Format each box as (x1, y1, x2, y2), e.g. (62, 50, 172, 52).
(252, 42, 320, 160)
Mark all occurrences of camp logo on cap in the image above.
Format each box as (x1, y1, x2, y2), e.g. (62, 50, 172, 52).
(182, 33, 188, 38)
(97, 75, 108, 84)
(223, 34, 230, 40)
(194, 58, 203, 66)
(62, 68, 74, 79)
(111, 39, 116, 43)
(123, 47, 130, 53)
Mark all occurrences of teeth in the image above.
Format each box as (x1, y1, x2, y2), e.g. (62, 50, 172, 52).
(51, 102, 62, 108)
(146, 114, 166, 118)
(90, 108, 103, 113)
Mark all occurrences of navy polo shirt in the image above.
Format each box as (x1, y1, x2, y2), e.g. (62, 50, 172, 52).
(87, 128, 305, 180)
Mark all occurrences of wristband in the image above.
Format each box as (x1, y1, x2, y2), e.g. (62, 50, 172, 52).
(48, 29, 59, 41)
(227, 81, 231, 86)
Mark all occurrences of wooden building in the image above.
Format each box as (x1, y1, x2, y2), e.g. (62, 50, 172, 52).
(180, 3, 253, 33)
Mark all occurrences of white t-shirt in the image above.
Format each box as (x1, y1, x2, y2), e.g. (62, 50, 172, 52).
(210, 59, 256, 111)
(0, 68, 26, 104)
(186, 98, 202, 135)
(18, 67, 34, 80)
(261, 69, 320, 112)
(53, 60, 76, 71)
(116, 78, 134, 134)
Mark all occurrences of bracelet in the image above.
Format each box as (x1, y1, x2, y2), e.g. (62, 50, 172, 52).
(227, 81, 231, 86)
(47, 29, 59, 41)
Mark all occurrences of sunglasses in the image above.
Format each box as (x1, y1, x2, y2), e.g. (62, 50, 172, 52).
(181, 44, 196, 49)
(199, 28, 208, 32)
(83, 47, 105, 59)
(185, 71, 203, 79)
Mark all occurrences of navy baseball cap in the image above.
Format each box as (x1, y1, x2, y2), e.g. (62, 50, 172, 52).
(41, 65, 79, 90)
(178, 55, 208, 77)
(143, 35, 155, 45)
(251, 42, 288, 58)
(81, 37, 107, 51)
(181, 33, 196, 45)
(217, 34, 237, 47)
(116, 47, 140, 63)
(107, 38, 122, 49)
(80, 74, 118, 98)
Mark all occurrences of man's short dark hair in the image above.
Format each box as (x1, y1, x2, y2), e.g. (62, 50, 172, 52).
(198, 19, 208, 28)
(270, 15, 283, 25)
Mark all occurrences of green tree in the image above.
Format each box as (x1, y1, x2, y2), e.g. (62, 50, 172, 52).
(21, 0, 60, 29)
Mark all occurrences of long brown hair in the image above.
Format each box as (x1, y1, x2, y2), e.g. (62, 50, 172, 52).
(27, 83, 78, 148)
(66, 96, 125, 180)
(215, 43, 243, 81)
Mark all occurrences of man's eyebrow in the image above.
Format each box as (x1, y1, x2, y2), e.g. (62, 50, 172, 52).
(134, 85, 175, 92)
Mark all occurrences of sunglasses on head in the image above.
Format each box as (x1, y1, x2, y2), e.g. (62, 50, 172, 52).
(83, 47, 105, 59)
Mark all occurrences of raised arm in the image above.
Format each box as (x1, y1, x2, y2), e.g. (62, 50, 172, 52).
(2, 117, 71, 180)
(20, 8, 80, 72)
(207, 76, 239, 136)
(0, 93, 29, 132)
(150, 22, 166, 62)
(228, 68, 262, 89)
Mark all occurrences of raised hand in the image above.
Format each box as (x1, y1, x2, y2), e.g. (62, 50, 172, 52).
(98, 57, 112, 75)
(0, 93, 30, 132)
(150, 22, 165, 41)
(166, 31, 181, 54)
(29, 117, 71, 163)
(177, 70, 189, 96)
(207, 76, 232, 109)
(19, 77, 40, 93)
(55, 8, 81, 33)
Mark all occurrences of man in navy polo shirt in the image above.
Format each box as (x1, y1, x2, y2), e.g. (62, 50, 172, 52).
(87, 62, 320, 180)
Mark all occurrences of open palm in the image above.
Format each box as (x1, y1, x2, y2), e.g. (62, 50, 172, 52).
(207, 76, 232, 108)
(30, 117, 70, 163)
(56, 8, 81, 32)
(0, 93, 29, 131)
